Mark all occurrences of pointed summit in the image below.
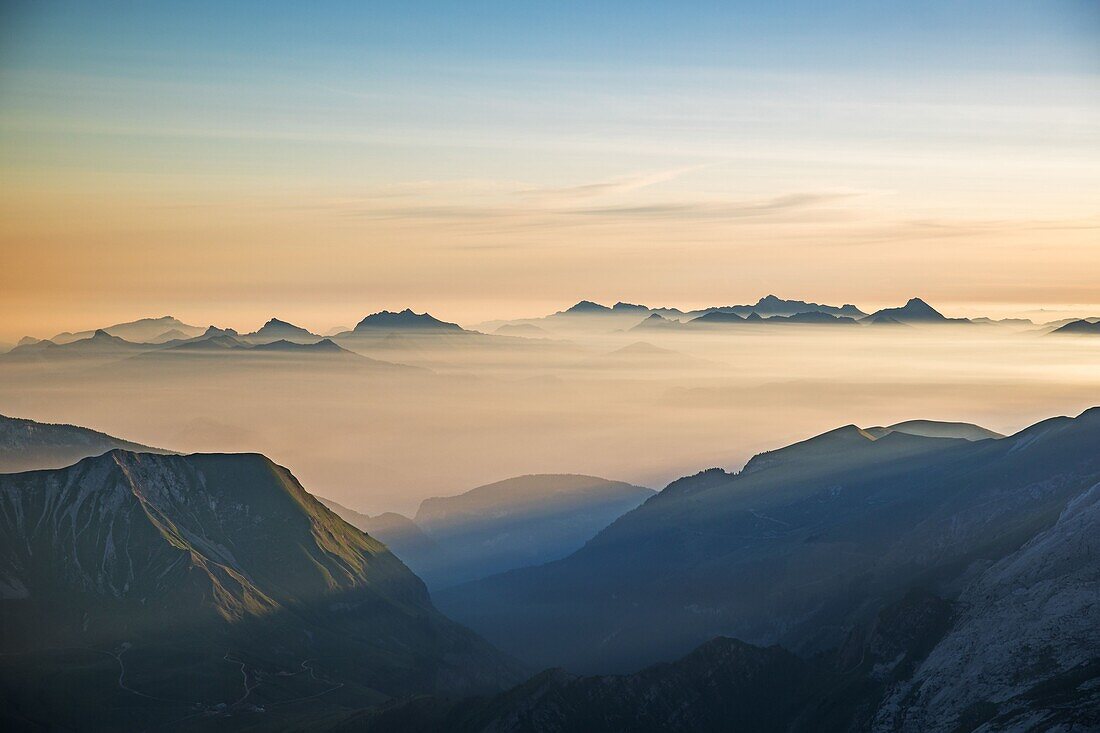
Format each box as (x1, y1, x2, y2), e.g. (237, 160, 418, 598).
(864, 297, 949, 324)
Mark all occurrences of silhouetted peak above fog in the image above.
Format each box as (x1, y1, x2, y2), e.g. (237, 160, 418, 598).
(864, 297, 954, 324)
(354, 308, 465, 332)
(248, 317, 318, 339)
(1052, 319, 1100, 335)
(561, 300, 612, 314)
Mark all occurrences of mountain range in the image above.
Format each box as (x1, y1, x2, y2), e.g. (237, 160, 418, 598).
(0, 407, 1097, 731)
(434, 410, 1100, 730)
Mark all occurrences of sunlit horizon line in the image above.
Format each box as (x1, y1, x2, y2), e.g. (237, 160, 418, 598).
(8, 297, 1100, 344)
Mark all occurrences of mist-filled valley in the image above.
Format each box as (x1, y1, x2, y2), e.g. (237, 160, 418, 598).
(2, 300, 1098, 516)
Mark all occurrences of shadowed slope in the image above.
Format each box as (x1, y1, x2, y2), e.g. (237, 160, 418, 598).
(0, 414, 172, 473)
(437, 409, 1100, 674)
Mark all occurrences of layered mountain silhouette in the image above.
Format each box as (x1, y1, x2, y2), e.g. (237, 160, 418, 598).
(318, 475, 656, 591)
(0, 451, 521, 730)
(45, 316, 205, 345)
(436, 408, 1100, 709)
(2, 329, 155, 364)
(1051, 319, 1100, 335)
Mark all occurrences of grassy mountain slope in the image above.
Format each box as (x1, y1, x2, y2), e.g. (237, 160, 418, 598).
(0, 451, 521, 730)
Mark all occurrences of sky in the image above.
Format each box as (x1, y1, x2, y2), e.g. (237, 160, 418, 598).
(1, 0, 1098, 341)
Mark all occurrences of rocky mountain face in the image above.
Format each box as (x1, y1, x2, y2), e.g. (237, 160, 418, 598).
(0, 451, 521, 730)
(871, 478, 1100, 732)
(0, 414, 171, 473)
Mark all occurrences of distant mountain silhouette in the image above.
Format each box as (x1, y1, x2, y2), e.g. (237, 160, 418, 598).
(689, 310, 746, 325)
(690, 310, 857, 327)
(863, 298, 958, 324)
(149, 328, 190, 343)
(47, 316, 204, 344)
(630, 313, 685, 331)
(611, 301, 651, 313)
(2, 329, 152, 362)
(689, 295, 867, 319)
(1051, 319, 1100, 335)
(251, 338, 353, 355)
(243, 317, 320, 343)
(774, 311, 858, 325)
(557, 300, 613, 315)
(353, 309, 465, 333)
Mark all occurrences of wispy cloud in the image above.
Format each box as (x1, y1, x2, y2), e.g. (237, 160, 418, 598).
(520, 164, 713, 201)
(567, 192, 857, 219)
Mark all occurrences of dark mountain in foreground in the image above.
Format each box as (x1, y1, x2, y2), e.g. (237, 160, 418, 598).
(352, 309, 466, 333)
(334, 589, 1041, 733)
(412, 475, 655, 589)
(1051, 319, 1100, 335)
(437, 409, 1100, 675)
(0, 452, 521, 730)
(0, 414, 171, 473)
(422, 409, 1100, 731)
(342, 637, 820, 733)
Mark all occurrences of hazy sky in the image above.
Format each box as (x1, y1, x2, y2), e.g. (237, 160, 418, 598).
(1, 1, 1098, 341)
